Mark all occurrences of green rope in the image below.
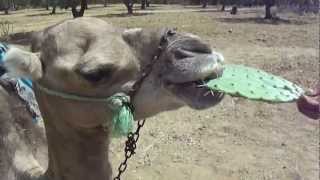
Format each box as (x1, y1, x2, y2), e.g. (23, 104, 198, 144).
(37, 84, 134, 137)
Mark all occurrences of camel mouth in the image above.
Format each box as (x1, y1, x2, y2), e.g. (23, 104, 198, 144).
(165, 78, 224, 109)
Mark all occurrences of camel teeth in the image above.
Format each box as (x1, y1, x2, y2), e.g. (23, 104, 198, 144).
(197, 84, 206, 88)
(210, 90, 215, 96)
(203, 91, 211, 96)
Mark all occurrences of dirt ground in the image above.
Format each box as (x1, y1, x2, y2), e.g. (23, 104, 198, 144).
(1, 4, 319, 180)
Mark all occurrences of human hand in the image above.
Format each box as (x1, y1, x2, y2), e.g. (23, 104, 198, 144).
(296, 84, 320, 120)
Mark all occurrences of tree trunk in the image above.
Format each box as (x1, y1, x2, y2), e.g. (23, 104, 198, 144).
(230, 6, 237, 14)
(123, 0, 134, 14)
(265, 4, 272, 19)
(141, 0, 146, 9)
(313, 0, 319, 13)
(128, 5, 133, 14)
(4, 0, 9, 14)
(221, 0, 225, 11)
(71, 0, 87, 18)
(146, 0, 150, 7)
(11, 0, 16, 10)
(51, 6, 56, 14)
(202, 0, 208, 8)
(264, 0, 275, 19)
(104, 0, 107, 7)
(45, 0, 49, 10)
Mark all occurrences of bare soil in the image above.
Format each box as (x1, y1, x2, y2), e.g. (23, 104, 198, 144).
(1, 5, 319, 180)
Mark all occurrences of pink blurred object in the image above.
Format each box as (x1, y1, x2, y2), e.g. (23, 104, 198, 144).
(296, 83, 320, 120)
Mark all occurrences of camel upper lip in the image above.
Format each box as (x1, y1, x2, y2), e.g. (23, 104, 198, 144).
(163, 52, 225, 84)
(165, 66, 223, 86)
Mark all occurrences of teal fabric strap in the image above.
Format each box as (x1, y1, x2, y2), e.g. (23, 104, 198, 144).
(0, 43, 8, 61)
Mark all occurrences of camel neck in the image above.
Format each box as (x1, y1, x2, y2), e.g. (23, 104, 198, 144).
(44, 124, 112, 180)
(35, 88, 113, 180)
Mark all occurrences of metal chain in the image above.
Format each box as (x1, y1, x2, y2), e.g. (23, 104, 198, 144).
(113, 29, 177, 180)
(113, 119, 146, 180)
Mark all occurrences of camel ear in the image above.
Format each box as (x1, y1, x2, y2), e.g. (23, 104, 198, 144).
(3, 47, 43, 80)
(122, 28, 142, 46)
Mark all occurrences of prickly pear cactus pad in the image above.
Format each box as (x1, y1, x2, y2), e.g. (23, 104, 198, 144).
(206, 64, 304, 102)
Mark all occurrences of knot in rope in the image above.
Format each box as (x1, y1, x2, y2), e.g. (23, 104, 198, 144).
(105, 93, 134, 137)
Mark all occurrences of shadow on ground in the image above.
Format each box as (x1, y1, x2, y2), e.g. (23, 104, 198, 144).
(94, 12, 152, 18)
(134, 7, 159, 11)
(182, 5, 208, 9)
(26, 12, 68, 17)
(196, 9, 224, 13)
(133, 5, 163, 10)
(217, 17, 309, 25)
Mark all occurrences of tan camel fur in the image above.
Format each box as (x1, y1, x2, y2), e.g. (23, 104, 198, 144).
(1, 17, 224, 180)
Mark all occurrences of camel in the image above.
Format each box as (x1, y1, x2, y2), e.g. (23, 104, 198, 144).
(0, 17, 225, 180)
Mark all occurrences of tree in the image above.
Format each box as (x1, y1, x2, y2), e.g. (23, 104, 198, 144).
(51, 5, 56, 13)
(202, 0, 208, 8)
(48, 0, 58, 14)
(220, 0, 228, 11)
(45, 0, 49, 10)
(221, 3, 225, 11)
(230, 5, 237, 14)
(141, 0, 150, 8)
(4, 0, 10, 14)
(264, 0, 275, 19)
(71, 0, 87, 18)
(104, 0, 107, 7)
(123, 0, 134, 14)
(141, 0, 146, 9)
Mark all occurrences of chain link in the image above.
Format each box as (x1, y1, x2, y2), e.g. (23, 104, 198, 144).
(113, 119, 146, 180)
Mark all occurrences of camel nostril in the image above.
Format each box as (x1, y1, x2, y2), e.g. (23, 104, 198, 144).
(83, 71, 104, 82)
(174, 48, 194, 59)
(217, 54, 224, 63)
(76, 67, 113, 83)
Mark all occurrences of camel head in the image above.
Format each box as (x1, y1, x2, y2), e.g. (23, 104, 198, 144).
(2, 17, 225, 180)
(5, 17, 224, 121)
(122, 27, 225, 118)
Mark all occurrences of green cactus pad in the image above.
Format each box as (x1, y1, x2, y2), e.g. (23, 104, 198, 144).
(206, 64, 304, 102)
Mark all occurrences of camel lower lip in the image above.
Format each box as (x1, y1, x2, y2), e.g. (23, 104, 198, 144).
(166, 80, 224, 109)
